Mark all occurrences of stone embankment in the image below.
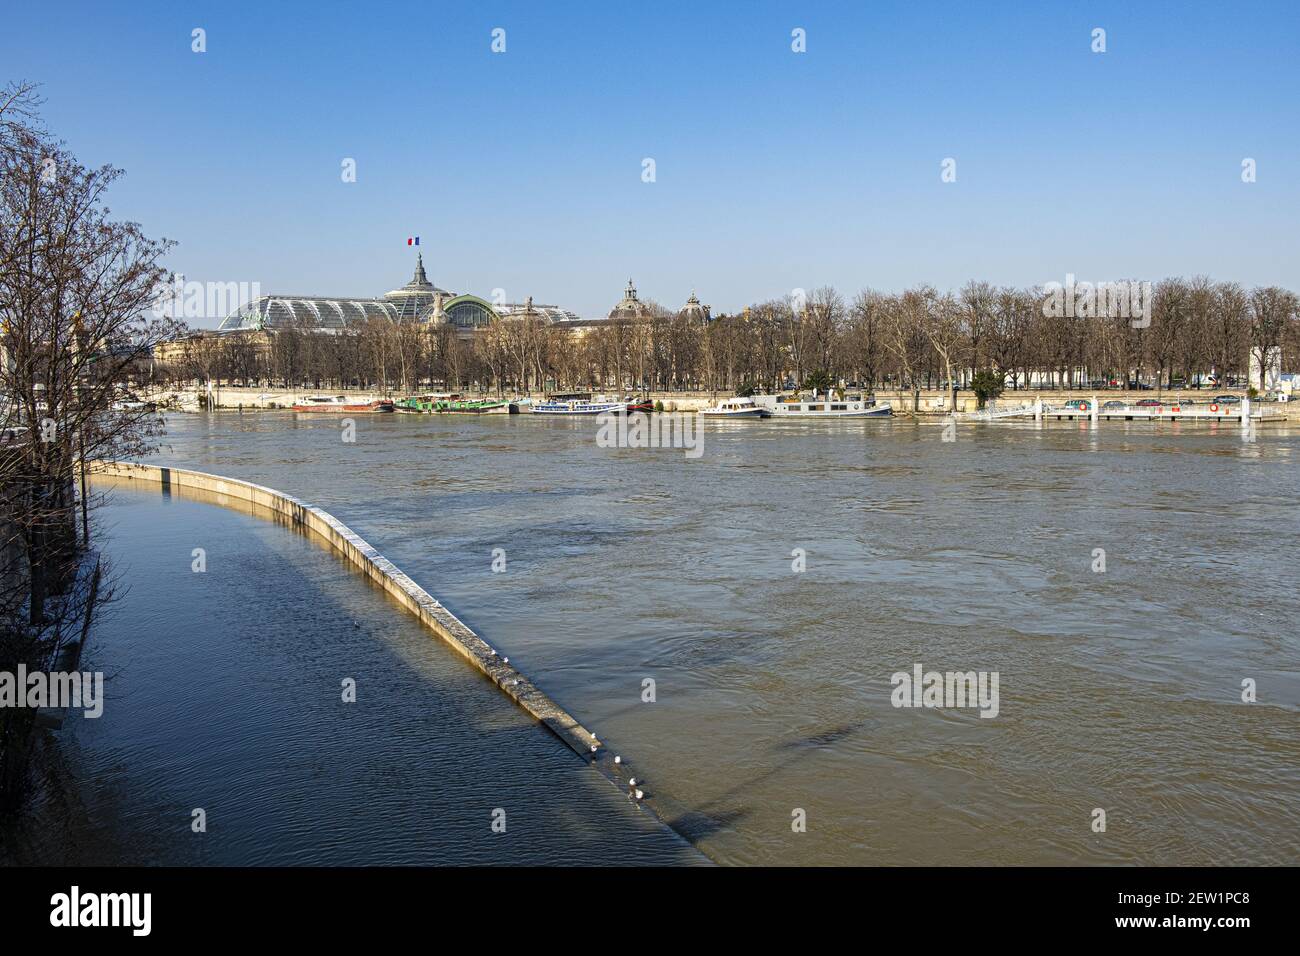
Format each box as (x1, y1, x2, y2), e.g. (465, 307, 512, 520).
(88, 461, 695, 847)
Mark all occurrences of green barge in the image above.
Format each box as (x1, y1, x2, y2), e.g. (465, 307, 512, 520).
(395, 394, 515, 414)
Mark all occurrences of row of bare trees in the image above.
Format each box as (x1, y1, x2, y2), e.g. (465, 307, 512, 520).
(717, 281, 1297, 397)
(161, 279, 1300, 399)
(1, 83, 178, 806)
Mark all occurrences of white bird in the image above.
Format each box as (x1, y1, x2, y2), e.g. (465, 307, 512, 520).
(590, 744, 598, 753)
(502, 657, 508, 664)
(629, 777, 637, 786)
(634, 789, 644, 801)
(614, 756, 622, 765)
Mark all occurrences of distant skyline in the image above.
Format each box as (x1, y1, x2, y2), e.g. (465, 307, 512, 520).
(4, 0, 1298, 327)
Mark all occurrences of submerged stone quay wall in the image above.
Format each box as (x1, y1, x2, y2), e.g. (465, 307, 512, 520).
(86, 461, 688, 841)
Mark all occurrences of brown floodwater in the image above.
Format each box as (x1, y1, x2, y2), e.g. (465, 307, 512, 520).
(16, 410, 1299, 865)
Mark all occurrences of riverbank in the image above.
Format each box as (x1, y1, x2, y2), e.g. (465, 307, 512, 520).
(146, 384, 1300, 419)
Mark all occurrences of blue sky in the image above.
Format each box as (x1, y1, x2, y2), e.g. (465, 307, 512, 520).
(4, 1, 1297, 325)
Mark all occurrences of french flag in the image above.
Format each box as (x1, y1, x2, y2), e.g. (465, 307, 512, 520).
(407, 236, 420, 246)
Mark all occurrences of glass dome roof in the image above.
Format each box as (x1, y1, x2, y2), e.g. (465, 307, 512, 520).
(217, 296, 401, 331)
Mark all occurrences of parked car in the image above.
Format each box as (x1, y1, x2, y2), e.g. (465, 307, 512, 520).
(1213, 394, 1242, 405)
(1102, 400, 1126, 410)
(1136, 399, 1162, 407)
(1062, 399, 1091, 410)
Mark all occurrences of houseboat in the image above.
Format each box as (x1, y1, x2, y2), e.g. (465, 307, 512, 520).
(292, 395, 395, 413)
(623, 397, 656, 414)
(395, 394, 513, 414)
(752, 391, 892, 418)
(439, 398, 513, 414)
(532, 393, 627, 415)
(394, 393, 445, 413)
(699, 396, 771, 419)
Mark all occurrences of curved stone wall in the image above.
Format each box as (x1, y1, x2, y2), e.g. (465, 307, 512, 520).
(89, 461, 705, 857)
(89, 462, 605, 757)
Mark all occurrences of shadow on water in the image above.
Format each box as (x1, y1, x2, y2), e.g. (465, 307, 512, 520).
(666, 721, 874, 846)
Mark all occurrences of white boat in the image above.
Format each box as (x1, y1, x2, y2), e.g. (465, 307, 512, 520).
(699, 396, 771, 419)
(292, 395, 394, 413)
(753, 391, 892, 418)
(532, 392, 626, 415)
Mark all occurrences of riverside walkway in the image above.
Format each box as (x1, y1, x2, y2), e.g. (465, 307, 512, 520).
(89, 461, 695, 851)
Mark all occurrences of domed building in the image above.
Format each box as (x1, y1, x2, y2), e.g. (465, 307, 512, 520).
(206, 255, 681, 356)
(383, 253, 451, 319)
(383, 253, 499, 333)
(678, 290, 711, 325)
(215, 252, 497, 335)
(608, 279, 651, 321)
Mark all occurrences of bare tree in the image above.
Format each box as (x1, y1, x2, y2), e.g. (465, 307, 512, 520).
(844, 290, 886, 388)
(986, 288, 1033, 389)
(882, 288, 934, 411)
(1147, 278, 1189, 393)
(1, 82, 178, 806)
(1247, 286, 1297, 393)
(959, 280, 995, 378)
(921, 290, 968, 409)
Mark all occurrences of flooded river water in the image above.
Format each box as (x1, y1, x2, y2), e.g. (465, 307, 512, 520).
(10, 410, 1298, 865)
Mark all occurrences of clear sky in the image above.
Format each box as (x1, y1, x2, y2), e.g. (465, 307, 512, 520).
(4, 1, 1297, 325)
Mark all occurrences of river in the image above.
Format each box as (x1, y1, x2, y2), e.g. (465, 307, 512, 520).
(9, 410, 1299, 865)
